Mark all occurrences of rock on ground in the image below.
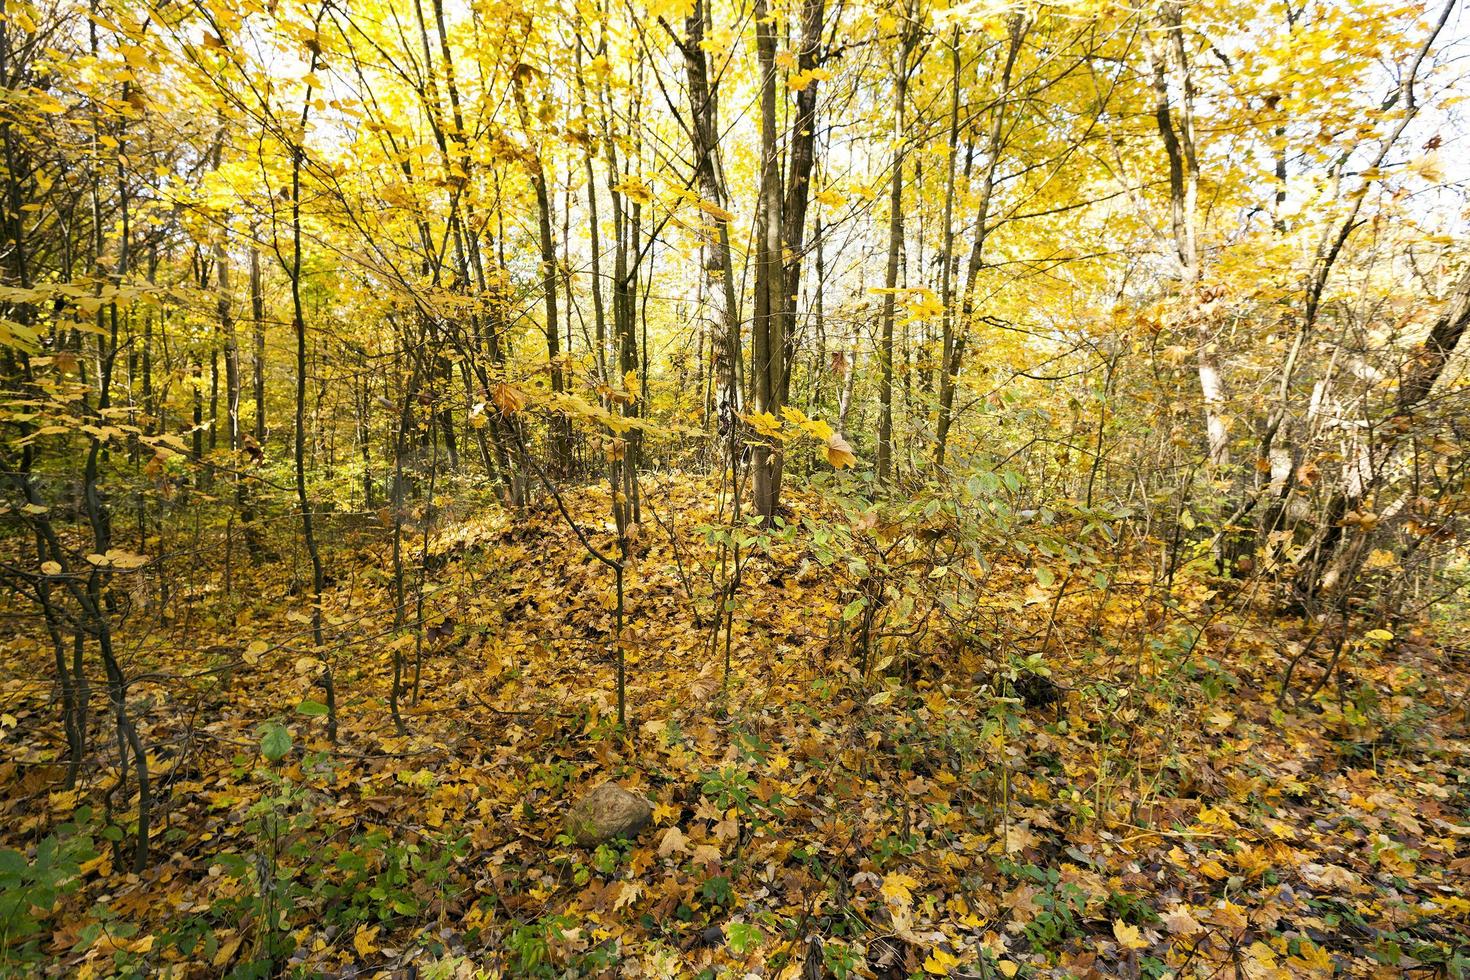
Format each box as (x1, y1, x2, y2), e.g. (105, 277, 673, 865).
(564, 782, 653, 846)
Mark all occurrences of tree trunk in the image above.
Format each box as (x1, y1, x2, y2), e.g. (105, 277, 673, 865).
(751, 0, 783, 518)
(1150, 0, 1228, 469)
(683, 0, 740, 412)
(877, 20, 917, 484)
(936, 17, 1023, 466)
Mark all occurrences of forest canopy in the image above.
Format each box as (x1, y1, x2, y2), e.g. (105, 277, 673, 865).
(1, 0, 1468, 975)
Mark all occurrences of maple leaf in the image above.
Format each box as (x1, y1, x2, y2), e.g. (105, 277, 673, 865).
(657, 825, 688, 857)
(923, 948, 961, 974)
(1163, 908, 1201, 935)
(815, 187, 846, 208)
(744, 411, 783, 440)
(1112, 919, 1147, 950)
(354, 924, 380, 957)
(826, 433, 857, 469)
(697, 199, 736, 223)
(613, 881, 642, 909)
(611, 175, 653, 205)
(491, 383, 525, 416)
(881, 871, 918, 906)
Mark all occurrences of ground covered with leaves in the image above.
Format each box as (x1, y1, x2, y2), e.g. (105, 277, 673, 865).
(2, 477, 1469, 978)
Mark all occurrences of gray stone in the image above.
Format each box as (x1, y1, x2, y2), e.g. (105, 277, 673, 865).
(564, 781, 653, 846)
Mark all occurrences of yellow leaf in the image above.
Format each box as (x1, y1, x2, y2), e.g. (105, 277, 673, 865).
(212, 934, 242, 967)
(353, 924, 380, 958)
(646, 0, 695, 19)
(1364, 548, 1397, 570)
(1113, 919, 1147, 950)
(923, 948, 960, 974)
(826, 433, 857, 469)
(614, 880, 642, 909)
(104, 549, 148, 570)
(1287, 938, 1334, 974)
(492, 383, 525, 416)
(1198, 858, 1230, 880)
(997, 962, 1019, 978)
(697, 199, 736, 222)
(880, 871, 918, 906)
(612, 175, 653, 205)
(1246, 940, 1278, 969)
(815, 187, 846, 208)
(787, 69, 818, 91)
(744, 411, 783, 440)
(902, 289, 946, 324)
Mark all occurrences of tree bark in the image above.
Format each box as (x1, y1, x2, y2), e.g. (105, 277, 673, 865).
(877, 18, 918, 485)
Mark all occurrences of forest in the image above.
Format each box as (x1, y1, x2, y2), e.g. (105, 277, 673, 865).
(0, 0, 1468, 975)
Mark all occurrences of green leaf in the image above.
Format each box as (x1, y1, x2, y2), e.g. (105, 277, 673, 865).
(259, 722, 292, 762)
(727, 921, 763, 954)
(1034, 566, 1055, 588)
(296, 699, 329, 717)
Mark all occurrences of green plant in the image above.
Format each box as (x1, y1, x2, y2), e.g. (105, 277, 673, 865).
(999, 861, 1089, 954)
(0, 816, 96, 964)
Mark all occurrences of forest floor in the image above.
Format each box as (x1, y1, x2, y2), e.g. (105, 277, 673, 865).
(2, 476, 1469, 978)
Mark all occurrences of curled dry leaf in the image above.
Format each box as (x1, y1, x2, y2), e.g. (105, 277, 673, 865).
(826, 432, 857, 469)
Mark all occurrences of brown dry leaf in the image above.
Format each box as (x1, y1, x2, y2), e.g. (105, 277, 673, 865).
(1164, 908, 1202, 935)
(657, 825, 689, 857)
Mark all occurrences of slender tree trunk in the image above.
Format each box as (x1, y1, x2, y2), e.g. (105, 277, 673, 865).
(937, 18, 1024, 466)
(877, 21, 917, 484)
(285, 59, 337, 742)
(684, 0, 740, 412)
(250, 236, 265, 446)
(512, 68, 571, 474)
(934, 30, 962, 465)
(1151, 0, 1227, 469)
